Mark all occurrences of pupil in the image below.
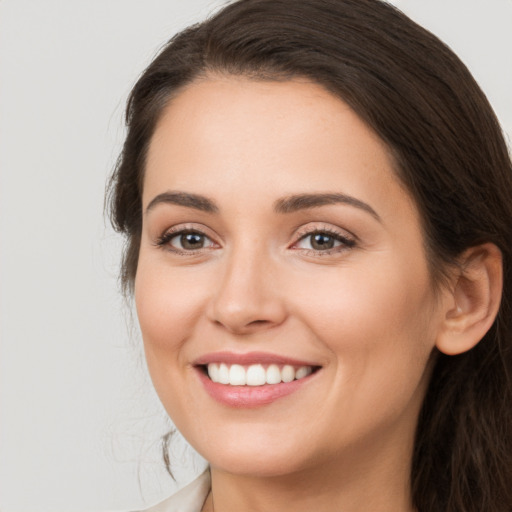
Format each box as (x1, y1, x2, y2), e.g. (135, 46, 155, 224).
(181, 233, 204, 249)
(312, 233, 334, 250)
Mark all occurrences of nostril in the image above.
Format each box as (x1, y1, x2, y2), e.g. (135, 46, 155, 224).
(212, 317, 275, 334)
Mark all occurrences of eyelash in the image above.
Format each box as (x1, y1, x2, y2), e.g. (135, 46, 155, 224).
(154, 225, 356, 255)
(154, 226, 216, 255)
(292, 226, 356, 255)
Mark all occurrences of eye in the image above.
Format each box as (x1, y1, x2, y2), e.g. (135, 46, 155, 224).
(293, 229, 356, 252)
(156, 229, 216, 252)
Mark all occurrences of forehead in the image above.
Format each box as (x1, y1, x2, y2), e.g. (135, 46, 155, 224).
(144, 76, 414, 222)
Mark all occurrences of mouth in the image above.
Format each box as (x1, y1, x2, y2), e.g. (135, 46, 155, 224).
(193, 352, 322, 408)
(198, 362, 320, 386)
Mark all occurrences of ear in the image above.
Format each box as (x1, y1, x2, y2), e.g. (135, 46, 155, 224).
(436, 243, 503, 356)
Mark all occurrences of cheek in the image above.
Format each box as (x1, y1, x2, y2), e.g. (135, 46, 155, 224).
(134, 258, 211, 408)
(293, 255, 437, 380)
(135, 260, 206, 349)
(134, 260, 209, 423)
(289, 260, 437, 441)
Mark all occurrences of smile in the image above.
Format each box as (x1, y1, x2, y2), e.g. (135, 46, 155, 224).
(193, 352, 322, 407)
(206, 363, 314, 386)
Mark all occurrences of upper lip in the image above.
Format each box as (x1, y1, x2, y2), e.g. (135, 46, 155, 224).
(193, 351, 321, 367)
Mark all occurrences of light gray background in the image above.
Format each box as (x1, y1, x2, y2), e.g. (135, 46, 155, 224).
(1, 1, 511, 511)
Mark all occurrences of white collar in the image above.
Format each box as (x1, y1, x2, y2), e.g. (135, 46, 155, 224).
(138, 469, 211, 512)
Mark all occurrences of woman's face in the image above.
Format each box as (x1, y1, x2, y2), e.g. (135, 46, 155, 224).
(136, 77, 447, 477)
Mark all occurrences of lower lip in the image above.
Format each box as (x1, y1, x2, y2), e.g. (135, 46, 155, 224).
(196, 368, 318, 408)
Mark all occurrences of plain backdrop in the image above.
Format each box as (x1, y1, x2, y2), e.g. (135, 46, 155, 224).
(0, 1, 511, 511)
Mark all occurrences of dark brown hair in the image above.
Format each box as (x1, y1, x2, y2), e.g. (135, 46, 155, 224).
(108, 1, 512, 510)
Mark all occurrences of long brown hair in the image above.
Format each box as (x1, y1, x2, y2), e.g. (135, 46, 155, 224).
(108, 1, 512, 510)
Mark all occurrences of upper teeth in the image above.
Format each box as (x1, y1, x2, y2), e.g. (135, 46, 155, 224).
(207, 363, 313, 386)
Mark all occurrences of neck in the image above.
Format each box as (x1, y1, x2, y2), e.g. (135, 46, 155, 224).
(203, 425, 417, 512)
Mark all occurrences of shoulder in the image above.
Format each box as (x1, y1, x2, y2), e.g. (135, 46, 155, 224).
(135, 470, 211, 512)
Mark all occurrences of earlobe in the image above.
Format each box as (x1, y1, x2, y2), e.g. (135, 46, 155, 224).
(436, 243, 503, 356)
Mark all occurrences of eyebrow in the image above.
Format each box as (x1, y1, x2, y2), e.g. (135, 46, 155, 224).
(274, 193, 381, 221)
(145, 190, 380, 221)
(145, 191, 219, 214)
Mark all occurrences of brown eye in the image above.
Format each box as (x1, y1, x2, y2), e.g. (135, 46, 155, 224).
(179, 232, 206, 250)
(310, 233, 336, 250)
(294, 229, 356, 253)
(164, 230, 215, 251)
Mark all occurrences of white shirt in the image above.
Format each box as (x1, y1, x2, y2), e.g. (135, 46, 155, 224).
(137, 470, 211, 512)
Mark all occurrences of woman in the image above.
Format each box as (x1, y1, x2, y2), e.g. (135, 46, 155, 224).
(108, 0, 512, 510)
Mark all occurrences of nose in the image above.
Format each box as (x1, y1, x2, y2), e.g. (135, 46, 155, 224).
(206, 246, 287, 335)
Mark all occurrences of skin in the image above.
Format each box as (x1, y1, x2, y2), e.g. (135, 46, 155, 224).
(136, 77, 455, 512)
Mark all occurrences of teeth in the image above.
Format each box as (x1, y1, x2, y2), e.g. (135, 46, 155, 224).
(281, 365, 295, 383)
(218, 363, 229, 384)
(265, 364, 280, 384)
(246, 364, 266, 386)
(208, 362, 220, 383)
(207, 363, 314, 386)
(295, 366, 312, 379)
(229, 364, 246, 385)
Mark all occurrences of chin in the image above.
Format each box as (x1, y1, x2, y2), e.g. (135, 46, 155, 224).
(209, 450, 309, 478)
(190, 429, 319, 478)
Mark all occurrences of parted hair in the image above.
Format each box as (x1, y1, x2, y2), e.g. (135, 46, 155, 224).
(108, 1, 512, 510)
